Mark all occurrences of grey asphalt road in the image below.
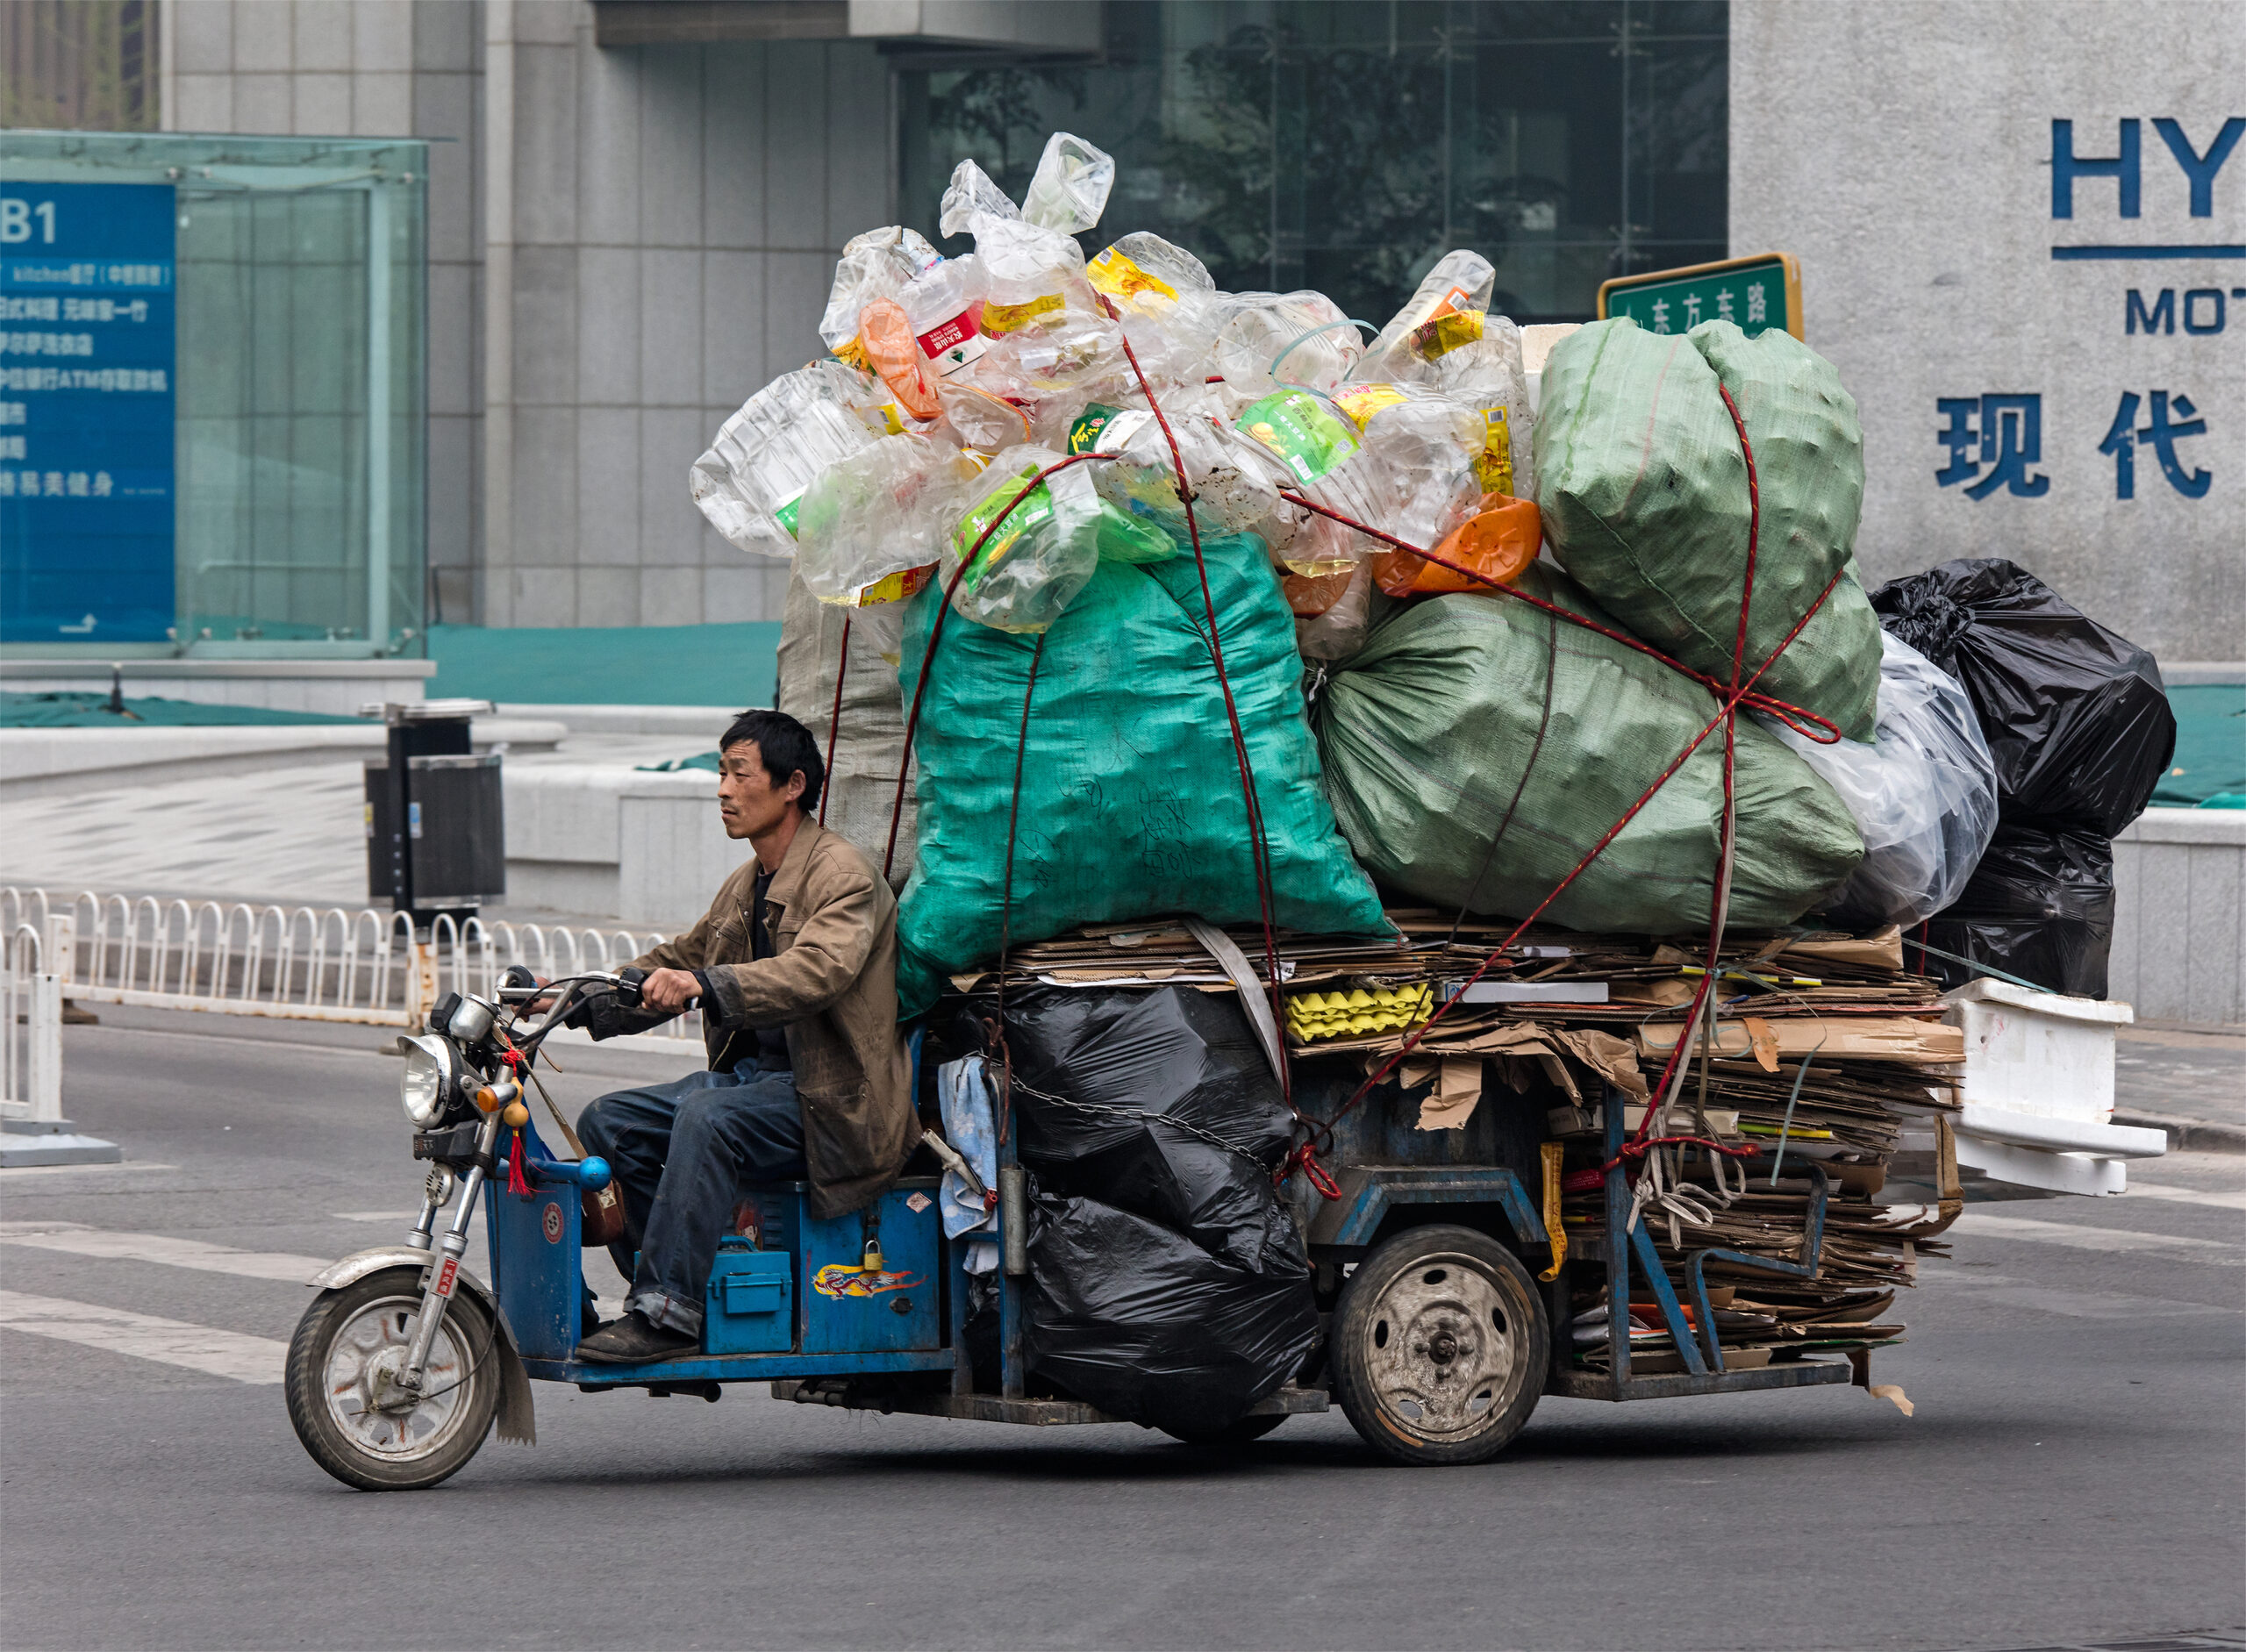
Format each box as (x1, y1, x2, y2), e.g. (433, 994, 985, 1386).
(3, 1008, 2241, 1652)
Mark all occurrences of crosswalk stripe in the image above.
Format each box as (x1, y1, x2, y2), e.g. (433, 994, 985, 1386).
(0, 1290, 287, 1384)
(0, 1220, 332, 1283)
(1953, 1211, 2242, 1264)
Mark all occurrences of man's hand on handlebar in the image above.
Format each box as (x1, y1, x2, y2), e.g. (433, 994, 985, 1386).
(638, 967, 702, 1014)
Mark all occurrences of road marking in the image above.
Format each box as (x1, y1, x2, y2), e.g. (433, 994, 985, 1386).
(2125, 1181, 2246, 1212)
(0, 1290, 286, 1383)
(0, 1162, 177, 1178)
(0, 1220, 332, 1283)
(1952, 1211, 2242, 1264)
(333, 1212, 423, 1224)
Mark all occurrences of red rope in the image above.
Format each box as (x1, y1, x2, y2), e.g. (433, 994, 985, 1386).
(820, 611, 850, 826)
(1100, 294, 1291, 1103)
(1286, 376, 1856, 1182)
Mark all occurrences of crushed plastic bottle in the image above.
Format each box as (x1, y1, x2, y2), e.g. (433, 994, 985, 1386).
(795, 433, 981, 608)
(819, 226, 941, 362)
(1068, 401, 1278, 545)
(1352, 250, 1533, 498)
(898, 254, 991, 383)
(1088, 232, 1215, 316)
(1232, 387, 1388, 573)
(1019, 132, 1116, 235)
(857, 297, 944, 419)
(973, 308, 1135, 446)
(690, 361, 887, 554)
(944, 446, 1108, 633)
(1205, 290, 1364, 402)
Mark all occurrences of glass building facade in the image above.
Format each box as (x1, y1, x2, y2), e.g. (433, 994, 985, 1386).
(898, 0, 1727, 328)
(1, 131, 425, 657)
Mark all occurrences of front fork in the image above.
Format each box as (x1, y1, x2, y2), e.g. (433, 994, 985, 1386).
(397, 1112, 502, 1394)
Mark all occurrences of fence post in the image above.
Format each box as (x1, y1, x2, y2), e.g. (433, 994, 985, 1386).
(407, 933, 440, 1028)
(1, 926, 119, 1167)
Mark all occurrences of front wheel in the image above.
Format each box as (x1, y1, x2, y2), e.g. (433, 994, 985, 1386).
(1330, 1225, 1547, 1467)
(285, 1267, 499, 1491)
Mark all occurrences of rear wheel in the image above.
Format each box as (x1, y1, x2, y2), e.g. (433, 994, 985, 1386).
(1330, 1225, 1546, 1467)
(285, 1267, 498, 1491)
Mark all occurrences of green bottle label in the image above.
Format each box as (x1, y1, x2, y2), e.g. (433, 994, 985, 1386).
(1235, 390, 1359, 485)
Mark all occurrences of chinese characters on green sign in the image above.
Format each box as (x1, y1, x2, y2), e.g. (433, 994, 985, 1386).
(1598, 254, 1800, 341)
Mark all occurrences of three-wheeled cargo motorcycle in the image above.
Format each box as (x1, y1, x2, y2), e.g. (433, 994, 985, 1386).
(286, 968, 1873, 1490)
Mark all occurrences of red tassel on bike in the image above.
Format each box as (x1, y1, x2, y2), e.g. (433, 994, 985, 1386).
(505, 1128, 533, 1198)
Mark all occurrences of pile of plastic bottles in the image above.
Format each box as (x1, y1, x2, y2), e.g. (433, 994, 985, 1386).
(690, 130, 1544, 656)
(1283, 983, 1435, 1044)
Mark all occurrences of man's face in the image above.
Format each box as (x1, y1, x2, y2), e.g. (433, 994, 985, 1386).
(716, 740, 805, 840)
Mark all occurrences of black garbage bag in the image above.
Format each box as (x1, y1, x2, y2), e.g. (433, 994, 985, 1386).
(1918, 821, 2115, 998)
(1870, 558, 2175, 835)
(1026, 1191, 1320, 1437)
(1004, 987, 1296, 1268)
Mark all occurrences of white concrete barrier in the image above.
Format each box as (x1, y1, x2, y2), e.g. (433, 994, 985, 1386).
(2111, 807, 2244, 1026)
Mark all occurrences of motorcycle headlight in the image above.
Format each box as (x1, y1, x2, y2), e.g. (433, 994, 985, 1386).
(397, 1033, 459, 1127)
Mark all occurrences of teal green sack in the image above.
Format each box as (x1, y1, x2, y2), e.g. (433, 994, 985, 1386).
(1316, 565, 1864, 935)
(894, 533, 1391, 1016)
(1534, 318, 1883, 740)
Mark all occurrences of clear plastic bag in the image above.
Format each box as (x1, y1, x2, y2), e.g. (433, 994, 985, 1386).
(944, 446, 1106, 633)
(1761, 631, 1999, 926)
(690, 361, 885, 554)
(1019, 132, 1115, 234)
(794, 433, 979, 608)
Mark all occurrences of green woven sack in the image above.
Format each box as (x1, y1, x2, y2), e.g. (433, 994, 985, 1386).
(1315, 565, 1863, 934)
(1534, 318, 1883, 740)
(894, 533, 1391, 1016)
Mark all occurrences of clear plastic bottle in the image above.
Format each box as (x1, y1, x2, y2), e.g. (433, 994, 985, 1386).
(1352, 249, 1534, 499)
(795, 433, 980, 608)
(819, 226, 941, 361)
(690, 361, 888, 554)
(1231, 387, 1388, 573)
(898, 255, 992, 383)
(1019, 132, 1115, 235)
(944, 445, 1106, 633)
(1204, 290, 1364, 403)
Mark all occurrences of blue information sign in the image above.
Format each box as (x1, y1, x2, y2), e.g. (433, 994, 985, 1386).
(0, 182, 177, 642)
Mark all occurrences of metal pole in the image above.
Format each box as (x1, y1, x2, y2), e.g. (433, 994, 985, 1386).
(365, 181, 392, 653)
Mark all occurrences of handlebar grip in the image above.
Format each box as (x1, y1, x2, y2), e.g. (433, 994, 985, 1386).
(526, 1155, 612, 1192)
(615, 968, 647, 1009)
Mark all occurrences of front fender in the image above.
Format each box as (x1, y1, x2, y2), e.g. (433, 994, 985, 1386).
(308, 1247, 537, 1447)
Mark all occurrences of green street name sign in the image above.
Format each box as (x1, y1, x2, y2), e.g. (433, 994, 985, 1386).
(1597, 253, 1804, 340)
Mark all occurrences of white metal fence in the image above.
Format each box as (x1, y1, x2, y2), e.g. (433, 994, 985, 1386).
(0, 887, 701, 1073)
(3, 922, 63, 1125)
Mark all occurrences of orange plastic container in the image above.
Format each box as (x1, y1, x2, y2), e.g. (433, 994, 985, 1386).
(1283, 566, 1354, 617)
(857, 297, 942, 419)
(1372, 493, 1541, 597)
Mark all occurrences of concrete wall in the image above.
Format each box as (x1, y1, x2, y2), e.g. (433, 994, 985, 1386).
(158, 0, 893, 633)
(2112, 808, 2244, 1026)
(1730, 0, 2246, 665)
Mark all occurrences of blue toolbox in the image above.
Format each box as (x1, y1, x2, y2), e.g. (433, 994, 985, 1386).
(750, 1176, 943, 1355)
(702, 1238, 794, 1355)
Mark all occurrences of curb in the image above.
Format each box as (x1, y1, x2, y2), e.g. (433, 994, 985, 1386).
(2114, 1109, 2246, 1155)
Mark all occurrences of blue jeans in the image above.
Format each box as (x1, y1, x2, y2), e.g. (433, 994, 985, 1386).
(577, 1061, 806, 1337)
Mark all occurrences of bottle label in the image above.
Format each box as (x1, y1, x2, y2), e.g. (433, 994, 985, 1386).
(1066, 403, 1157, 456)
(1330, 383, 1411, 430)
(832, 335, 874, 373)
(1473, 406, 1515, 496)
(955, 465, 1054, 577)
(1407, 284, 1484, 361)
(772, 488, 805, 540)
(979, 293, 1066, 334)
(1087, 248, 1178, 304)
(1235, 390, 1360, 484)
(851, 561, 940, 607)
(916, 310, 988, 376)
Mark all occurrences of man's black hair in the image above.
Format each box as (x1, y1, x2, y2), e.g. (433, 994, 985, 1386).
(719, 708, 824, 814)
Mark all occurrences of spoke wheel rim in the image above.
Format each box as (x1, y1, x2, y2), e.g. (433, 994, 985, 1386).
(1358, 1251, 1526, 1444)
(320, 1294, 476, 1463)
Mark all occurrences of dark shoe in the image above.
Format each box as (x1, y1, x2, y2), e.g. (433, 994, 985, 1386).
(575, 1312, 700, 1365)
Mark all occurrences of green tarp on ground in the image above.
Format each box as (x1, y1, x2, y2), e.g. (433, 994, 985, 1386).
(893, 533, 1391, 1017)
(2149, 683, 2246, 807)
(1534, 318, 1884, 741)
(1314, 564, 1864, 935)
(0, 691, 356, 727)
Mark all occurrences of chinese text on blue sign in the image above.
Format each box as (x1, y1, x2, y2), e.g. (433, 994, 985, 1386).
(0, 182, 176, 642)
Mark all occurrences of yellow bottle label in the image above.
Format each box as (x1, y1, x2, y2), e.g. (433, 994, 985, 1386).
(1473, 406, 1515, 496)
(1087, 248, 1178, 304)
(979, 293, 1066, 334)
(1329, 383, 1410, 430)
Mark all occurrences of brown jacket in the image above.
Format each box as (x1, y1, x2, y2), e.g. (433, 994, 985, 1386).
(625, 819, 919, 1219)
